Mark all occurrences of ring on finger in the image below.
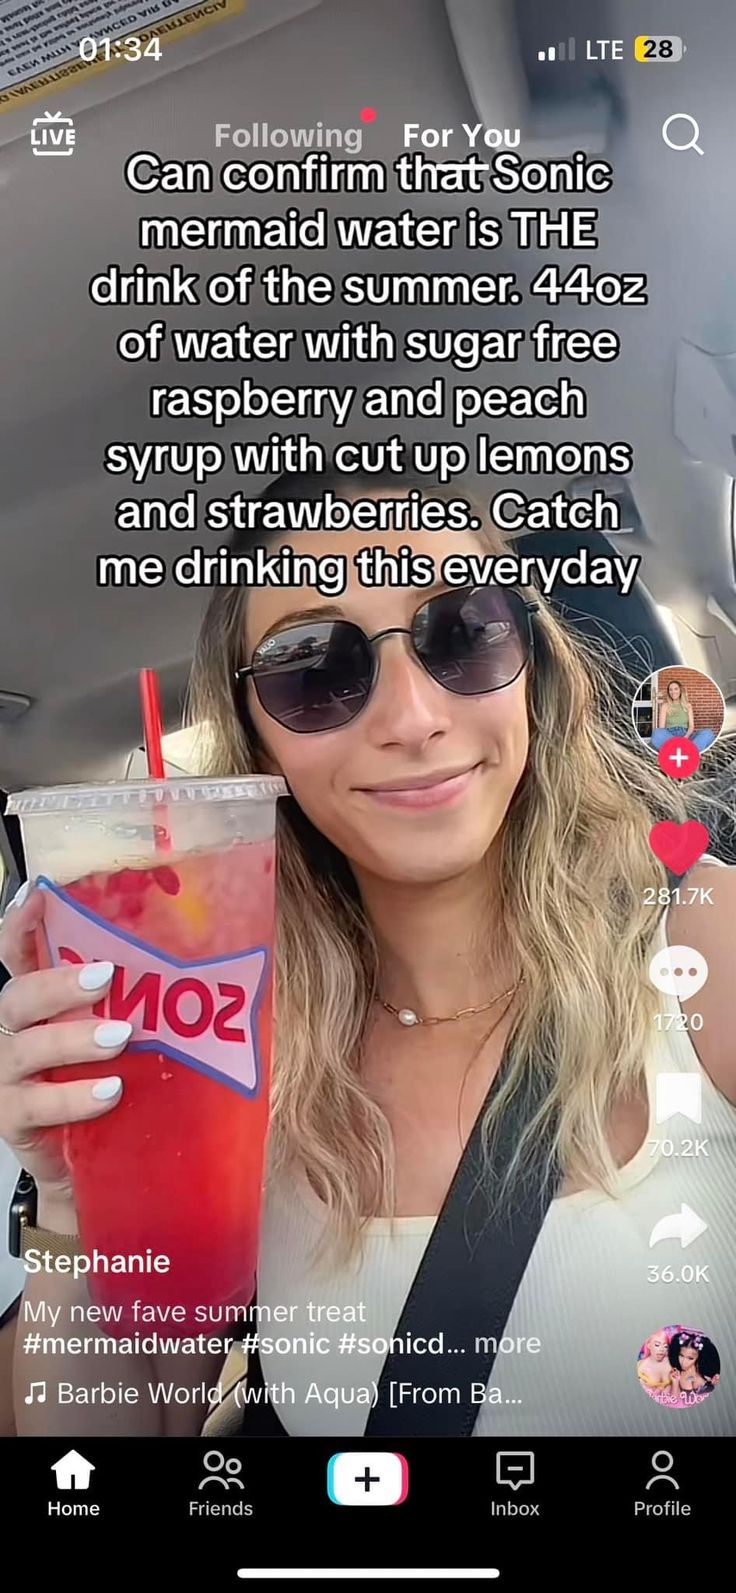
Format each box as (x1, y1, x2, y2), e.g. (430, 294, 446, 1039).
(0, 1018, 17, 1037)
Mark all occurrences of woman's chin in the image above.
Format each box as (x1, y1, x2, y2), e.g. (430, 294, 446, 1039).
(356, 834, 497, 886)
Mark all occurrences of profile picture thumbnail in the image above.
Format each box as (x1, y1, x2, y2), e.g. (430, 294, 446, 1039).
(637, 1326, 721, 1407)
(632, 666, 725, 754)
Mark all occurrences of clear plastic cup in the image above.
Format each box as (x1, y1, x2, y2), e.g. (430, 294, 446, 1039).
(7, 776, 287, 1336)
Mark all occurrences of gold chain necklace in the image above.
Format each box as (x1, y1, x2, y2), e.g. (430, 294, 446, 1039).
(375, 975, 524, 1028)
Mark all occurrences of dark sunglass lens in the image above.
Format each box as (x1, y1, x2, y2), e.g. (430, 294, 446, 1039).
(250, 621, 373, 731)
(416, 588, 529, 694)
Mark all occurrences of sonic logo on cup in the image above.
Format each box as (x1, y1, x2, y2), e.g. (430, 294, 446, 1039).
(38, 878, 267, 1098)
(59, 958, 251, 1044)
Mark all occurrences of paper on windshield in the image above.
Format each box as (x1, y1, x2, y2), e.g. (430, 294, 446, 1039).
(0, 0, 322, 116)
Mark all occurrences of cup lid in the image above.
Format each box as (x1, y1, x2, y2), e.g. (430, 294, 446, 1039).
(6, 775, 289, 817)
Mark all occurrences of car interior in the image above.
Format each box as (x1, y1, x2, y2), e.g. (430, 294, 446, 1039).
(1, 0, 736, 1370)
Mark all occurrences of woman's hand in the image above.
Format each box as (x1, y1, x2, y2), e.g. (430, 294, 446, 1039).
(0, 882, 131, 1208)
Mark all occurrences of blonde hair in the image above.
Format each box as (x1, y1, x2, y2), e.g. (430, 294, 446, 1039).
(186, 478, 730, 1267)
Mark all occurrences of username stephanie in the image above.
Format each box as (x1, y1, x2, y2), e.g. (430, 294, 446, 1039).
(23, 1249, 170, 1278)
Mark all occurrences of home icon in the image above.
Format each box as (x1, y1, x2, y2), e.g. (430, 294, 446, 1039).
(51, 1450, 95, 1491)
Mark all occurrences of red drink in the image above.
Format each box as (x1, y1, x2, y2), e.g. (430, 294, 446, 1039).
(8, 777, 286, 1337)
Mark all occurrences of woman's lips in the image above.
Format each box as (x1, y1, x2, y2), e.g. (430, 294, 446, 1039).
(359, 764, 481, 809)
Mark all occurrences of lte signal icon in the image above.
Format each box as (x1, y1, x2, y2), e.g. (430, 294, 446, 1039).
(538, 37, 577, 62)
(31, 111, 76, 157)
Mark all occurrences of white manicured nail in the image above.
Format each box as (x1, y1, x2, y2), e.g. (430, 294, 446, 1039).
(93, 1021, 132, 1049)
(91, 1076, 123, 1101)
(6, 880, 32, 911)
(79, 961, 115, 992)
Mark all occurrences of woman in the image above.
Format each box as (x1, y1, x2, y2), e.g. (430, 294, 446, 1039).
(636, 1331, 673, 1398)
(651, 679, 715, 753)
(667, 1331, 721, 1406)
(1, 472, 735, 1439)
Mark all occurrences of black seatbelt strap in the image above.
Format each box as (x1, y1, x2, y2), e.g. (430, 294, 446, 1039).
(241, 1063, 558, 1438)
(365, 1070, 559, 1437)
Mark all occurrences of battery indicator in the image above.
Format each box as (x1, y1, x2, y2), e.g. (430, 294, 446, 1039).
(634, 35, 685, 62)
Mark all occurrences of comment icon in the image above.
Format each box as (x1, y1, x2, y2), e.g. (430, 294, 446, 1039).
(648, 945, 709, 1001)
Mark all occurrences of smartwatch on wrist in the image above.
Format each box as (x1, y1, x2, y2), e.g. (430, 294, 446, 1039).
(8, 1168, 80, 1259)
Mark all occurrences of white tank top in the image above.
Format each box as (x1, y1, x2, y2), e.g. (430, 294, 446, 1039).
(257, 896, 736, 1437)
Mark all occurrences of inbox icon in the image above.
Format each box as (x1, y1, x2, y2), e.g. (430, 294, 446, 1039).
(496, 1451, 535, 1490)
(327, 1452, 409, 1506)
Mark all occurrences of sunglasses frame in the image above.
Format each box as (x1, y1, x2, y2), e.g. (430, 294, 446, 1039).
(235, 586, 540, 734)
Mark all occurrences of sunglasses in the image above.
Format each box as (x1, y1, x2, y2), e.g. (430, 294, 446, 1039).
(235, 585, 539, 735)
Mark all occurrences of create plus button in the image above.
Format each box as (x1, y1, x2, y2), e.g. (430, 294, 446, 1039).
(327, 1452, 409, 1506)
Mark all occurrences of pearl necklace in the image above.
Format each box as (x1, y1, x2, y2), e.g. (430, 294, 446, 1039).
(375, 976, 523, 1027)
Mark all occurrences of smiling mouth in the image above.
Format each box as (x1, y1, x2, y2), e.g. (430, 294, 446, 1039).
(357, 764, 482, 810)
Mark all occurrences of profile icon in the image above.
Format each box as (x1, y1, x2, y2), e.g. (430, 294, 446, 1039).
(632, 667, 725, 754)
(645, 1451, 679, 1490)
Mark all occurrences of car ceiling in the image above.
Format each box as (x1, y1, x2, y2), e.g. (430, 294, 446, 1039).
(1, 0, 736, 791)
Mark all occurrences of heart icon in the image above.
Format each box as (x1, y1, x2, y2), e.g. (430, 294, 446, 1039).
(648, 821, 709, 875)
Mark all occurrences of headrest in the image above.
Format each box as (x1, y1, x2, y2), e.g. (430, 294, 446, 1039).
(513, 527, 682, 684)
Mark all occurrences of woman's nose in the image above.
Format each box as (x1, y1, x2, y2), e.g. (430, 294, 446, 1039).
(366, 634, 454, 742)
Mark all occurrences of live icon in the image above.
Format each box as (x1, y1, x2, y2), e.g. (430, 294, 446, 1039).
(586, 39, 624, 58)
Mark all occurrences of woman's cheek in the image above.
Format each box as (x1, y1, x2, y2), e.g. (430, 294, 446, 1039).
(493, 704, 529, 783)
(280, 754, 345, 836)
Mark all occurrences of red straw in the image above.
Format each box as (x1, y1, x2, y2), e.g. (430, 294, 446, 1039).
(139, 668, 171, 851)
(139, 669, 166, 777)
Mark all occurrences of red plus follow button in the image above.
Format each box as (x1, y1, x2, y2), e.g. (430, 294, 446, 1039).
(657, 736, 701, 778)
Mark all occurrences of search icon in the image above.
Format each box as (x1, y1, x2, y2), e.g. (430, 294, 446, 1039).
(662, 113, 704, 156)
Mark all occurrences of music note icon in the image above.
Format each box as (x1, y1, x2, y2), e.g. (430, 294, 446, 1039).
(24, 1381, 46, 1404)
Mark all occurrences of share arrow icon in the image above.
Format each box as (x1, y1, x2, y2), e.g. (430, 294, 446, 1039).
(648, 1204, 708, 1249)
